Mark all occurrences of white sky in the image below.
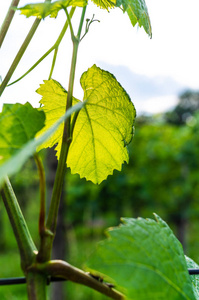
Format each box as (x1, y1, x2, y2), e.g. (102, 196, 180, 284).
(1, 0, 199, 114)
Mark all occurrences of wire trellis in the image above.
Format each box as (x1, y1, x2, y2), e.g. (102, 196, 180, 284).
(0, 277, 66, 286)
(0, 269, 198, 286)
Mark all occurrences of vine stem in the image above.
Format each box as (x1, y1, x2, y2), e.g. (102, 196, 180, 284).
(0, 0, 52, 97)
(0, 0, 20, 47)
(34, 154, 46, 237)
(47, 6, 87, 232)
(48, 47, 58, 80)
(0, 177, 37, 270)
(37, 6, 87, 263)
(30, 260, 125, 300)
(26, 272, 47, 300)
(64, 6, 87, 137)
(0, 174, 48, 300)
(0, 18, 41, 96)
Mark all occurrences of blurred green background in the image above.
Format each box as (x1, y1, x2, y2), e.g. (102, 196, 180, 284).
(1, 90, 199, 299)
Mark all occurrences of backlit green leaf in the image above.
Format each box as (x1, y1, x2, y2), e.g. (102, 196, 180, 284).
(0, 102, 45, 164)
(17, 0, 87, 19)
(67, 64, 136, 184)
(36, 65, 136, 184)
(86, 214, 195, 299)
(186, 256, 199, 299)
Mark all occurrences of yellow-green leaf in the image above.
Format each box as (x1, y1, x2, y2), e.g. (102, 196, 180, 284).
(17, 0, 87, 19)
(36, 65, 136, 184)
(68, 65, 136, 184)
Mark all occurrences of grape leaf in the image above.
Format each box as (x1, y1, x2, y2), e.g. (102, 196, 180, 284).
(17, 0, 87, 19)
(86, 214, 195, 299)
(124, 0, 152, 38)
(0, 102, 84, 187)
(186, 256, 199, 299)
(67, 65, 136, 184)
(0, 102, 45, 164)
(37, 66, 136, 184)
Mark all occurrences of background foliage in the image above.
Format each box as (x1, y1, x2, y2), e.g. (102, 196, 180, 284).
(1, 90, 199, 299)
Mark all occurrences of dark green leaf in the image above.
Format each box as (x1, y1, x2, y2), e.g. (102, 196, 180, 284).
(124, 0, 152, 38)
(86, 214, 195, 299)
(0, 102, 45, 164)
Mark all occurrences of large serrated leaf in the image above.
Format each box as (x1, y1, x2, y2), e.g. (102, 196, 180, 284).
(67, 64, 136, 184)
(186, 256, 199, 299)
(0, 102, 45, 164)
(36, 65, 135, 184)
(17, 0, 87, 19)
(86, 214, 195, 299)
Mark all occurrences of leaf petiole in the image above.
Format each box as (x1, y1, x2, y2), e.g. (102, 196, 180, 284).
(48, 47, 58, 80)
(70, 110, 80, 138)
(41, 6, 87, 262)
(30, 260, 124, 300)
(64, 8, 76, 42)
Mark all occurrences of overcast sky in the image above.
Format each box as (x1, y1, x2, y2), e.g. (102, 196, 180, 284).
(1, 0, 199, 114)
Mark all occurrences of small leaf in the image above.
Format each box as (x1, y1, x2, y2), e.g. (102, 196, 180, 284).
(0, 102, 45, 164)
(36, 79, 80, 151)
(0, 102, 84, 187)
(86, 214, 195, 299)
(17, 0, 87, 19)
(186, 256, 199, 299)
(124, 0, 152, 38)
